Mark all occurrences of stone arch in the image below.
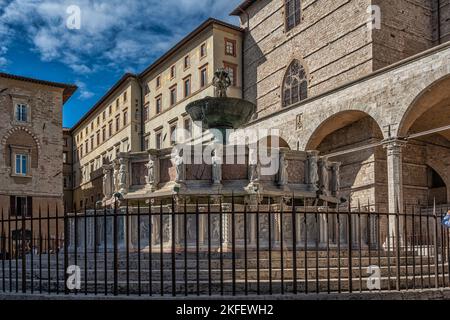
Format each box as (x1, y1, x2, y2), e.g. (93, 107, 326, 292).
(398, 74, 450, 137)
(2, 127, 40, 169)
(258, 135, 291, 150)
(1, 127, 41, 151)
(305, 110, 384, 151)
(426, 158, 450, 204)
(302, 110, 385, 205)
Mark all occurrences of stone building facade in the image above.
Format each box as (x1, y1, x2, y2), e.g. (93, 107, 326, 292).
(63, 1, 450, 216)
(63, 128, 73, 211)
(69, 19, 243, 209)
(0, 72, 76, 220)
(231, 0, 450, 212)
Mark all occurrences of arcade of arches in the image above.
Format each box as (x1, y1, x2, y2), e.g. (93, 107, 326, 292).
(247, 44, 450, 215)
(302, 76, 450, 213)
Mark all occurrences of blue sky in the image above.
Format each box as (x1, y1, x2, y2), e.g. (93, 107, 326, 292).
(0, 0, 242, 128)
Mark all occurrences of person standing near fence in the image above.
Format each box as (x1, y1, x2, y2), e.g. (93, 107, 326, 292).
(443, 210, 450, 229)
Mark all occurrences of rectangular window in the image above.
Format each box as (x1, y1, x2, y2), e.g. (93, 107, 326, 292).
(156, 96, 162, 114)
(200, 66, 208, 88)
(109, 105, 112, 115)
(96, 131, 100, 145)
(108, 121, 113, 137)
(63, 152, 68, 164)
(11, 196, 31, 217)
(115, 116, 120, 132)
(200, 43, 207, 58)
(102, 127, 106, 141)
(156, 76, 161, 88)
(97, 117, 100, 126)
(170, 65, 176, 79)
(15, 104, 28, 122)
(123, 110, 128, 126)
(103, 111, 106, 120)
(90, 136, 94, 150)
(225, 38, 236, 57)
(184, 55, 190, 69)
(224, 63, 237, 86)
(184, 77, 191, 97)
(285, 0, 301, 31)
(91, 122, 94, 131)
(116, 98, 120, 110)
(144, 137, 149, 150)
(123, 91, 127, 102)
(15, 154, 28, 175)
(170, 86, 177, 106)
(170, 124, 177, 146)
(156, 132, 162, 150)
(80, 145, 84, 158)
(143, 105, 149, 122)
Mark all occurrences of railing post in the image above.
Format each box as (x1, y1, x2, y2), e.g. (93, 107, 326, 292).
(64, 208, 69, 295)
(292, 193, 297, 295)
(347, 202, 353, 293)
(113, 200, 118, 296)
(21, 209, 26, 293)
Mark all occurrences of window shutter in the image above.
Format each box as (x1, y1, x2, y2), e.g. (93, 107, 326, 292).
(10, 196, 15, 216)
(27, 197, 33, 218)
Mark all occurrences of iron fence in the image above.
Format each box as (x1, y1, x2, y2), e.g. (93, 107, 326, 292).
(0, 196, 449, 297)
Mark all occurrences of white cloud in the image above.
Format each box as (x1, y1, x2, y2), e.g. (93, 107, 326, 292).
(0, 0, 242, 74)
(75, 80, 94, 100)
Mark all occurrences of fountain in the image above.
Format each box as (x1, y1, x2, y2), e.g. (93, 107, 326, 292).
(186, 69, 256, 143)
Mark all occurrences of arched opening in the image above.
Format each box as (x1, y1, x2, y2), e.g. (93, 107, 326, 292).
(258, 135, 291, 150)
(305, 110, 384, 207)
(2, 129, 39, 170)
(427, 166, 447, 205)
(398, 75, 450, 207)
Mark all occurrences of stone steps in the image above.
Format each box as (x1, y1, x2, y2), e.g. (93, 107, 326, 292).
(2, 275, 449, 295)
(1, 264, 447, 281)
(5, 255, 443, 270)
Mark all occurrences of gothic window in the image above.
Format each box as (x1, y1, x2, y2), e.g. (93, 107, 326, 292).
(285, 0, 301, 31)
(282, 60, 308, 107)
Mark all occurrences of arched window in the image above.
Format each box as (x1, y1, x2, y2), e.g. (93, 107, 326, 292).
(282, 60, 308, 107)
(285, 0, 301, 31)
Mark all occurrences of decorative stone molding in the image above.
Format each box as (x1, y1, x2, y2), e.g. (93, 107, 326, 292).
(1, 126, 41, 151)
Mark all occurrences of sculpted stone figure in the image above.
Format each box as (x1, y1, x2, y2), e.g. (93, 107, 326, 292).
(102, 166, 112, 198)
(118, 158, 128, 193)
(321, 160, 330, 196)
(174, 153, 185, 183)
(113, 161, 120, 192)
(331, 162, 341, 195)
(278, 152, 289, 186)
(145, 157, 155, 187)
(307, 151, 320, 190)
(212, 149, 222, 184)
(212, 68, 232, 98)
(248, 147, 259, 183)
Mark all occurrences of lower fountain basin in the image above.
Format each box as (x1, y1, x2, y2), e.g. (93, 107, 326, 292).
(186, 97, 256, 130)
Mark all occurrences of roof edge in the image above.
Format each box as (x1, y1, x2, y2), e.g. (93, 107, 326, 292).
(138, 17, 243, 79)
(70, 73, 138, 132)
(0, 72, 77, 104)
(230, 0, 256, 16)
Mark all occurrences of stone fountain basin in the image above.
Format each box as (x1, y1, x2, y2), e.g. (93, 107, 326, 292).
(186, 97, 256, 129)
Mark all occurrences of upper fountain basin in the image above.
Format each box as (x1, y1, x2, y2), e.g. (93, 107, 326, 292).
(186, 96, 256, 130)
